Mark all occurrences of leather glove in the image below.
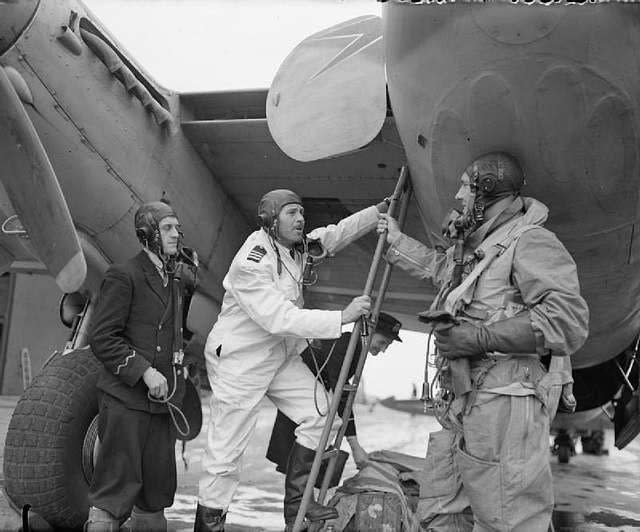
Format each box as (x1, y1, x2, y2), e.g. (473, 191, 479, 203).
(435, 322, 486, 359)
(435, 315, 538, 359)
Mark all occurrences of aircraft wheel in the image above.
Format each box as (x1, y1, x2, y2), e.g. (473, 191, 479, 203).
(3, 347, 101, 529)
(553, 430, 575, 464)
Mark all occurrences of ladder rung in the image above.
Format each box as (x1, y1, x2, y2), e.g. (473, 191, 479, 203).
(342, 384, 357, 393)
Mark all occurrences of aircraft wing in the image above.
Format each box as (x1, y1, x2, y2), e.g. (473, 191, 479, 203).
(180, 89, 436, 332)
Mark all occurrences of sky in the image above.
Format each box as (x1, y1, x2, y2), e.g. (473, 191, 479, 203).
(82, 0, 429, 399)
(84, 0, 380, 92)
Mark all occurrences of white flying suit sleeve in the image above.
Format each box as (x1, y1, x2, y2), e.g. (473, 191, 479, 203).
(226, 256, 342, 339)
(307, 205, 379, 255)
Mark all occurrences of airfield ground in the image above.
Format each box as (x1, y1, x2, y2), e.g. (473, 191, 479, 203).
(0, 397, 638, 531)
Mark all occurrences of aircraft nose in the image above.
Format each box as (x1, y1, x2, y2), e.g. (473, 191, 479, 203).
(0, 0, 40, 56)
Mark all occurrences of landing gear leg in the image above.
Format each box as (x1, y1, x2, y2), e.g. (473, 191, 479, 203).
(552, 429, 575, 464)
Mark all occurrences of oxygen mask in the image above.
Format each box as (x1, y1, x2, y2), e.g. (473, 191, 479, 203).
(301, 238, 327, 286)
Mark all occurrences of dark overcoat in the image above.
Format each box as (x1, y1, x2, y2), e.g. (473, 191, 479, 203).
(90, 251, 186, 413)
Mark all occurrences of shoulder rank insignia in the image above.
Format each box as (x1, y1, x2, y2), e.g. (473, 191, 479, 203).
(247, 245, 267, 263)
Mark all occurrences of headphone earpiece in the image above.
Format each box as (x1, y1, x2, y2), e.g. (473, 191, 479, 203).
(136, 227, 150, 245)
(257, 213, 270, 228)
(479, 175, 497, 194)
(258, 209, 278, 230)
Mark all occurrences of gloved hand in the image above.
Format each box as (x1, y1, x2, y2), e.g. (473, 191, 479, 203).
(434, 321, 487, 359)
(435, 315, 538, 359)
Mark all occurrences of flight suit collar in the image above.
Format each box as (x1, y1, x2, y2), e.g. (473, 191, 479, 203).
(466, 196, 524, 251)
(259, 229, 302, 273)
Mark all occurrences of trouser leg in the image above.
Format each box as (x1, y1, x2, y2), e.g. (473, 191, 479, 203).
(136, 410, 177, 512)
(122, 412, 175, 531)
(268, 355, 341, 525)
(417, 429, 472, 532)
(458, 390, 553, 532)
(88, 394, 147, 521)
(268, 354, 340, 450)
(266, 410, 298, 474)
(199, 346, 275, 510)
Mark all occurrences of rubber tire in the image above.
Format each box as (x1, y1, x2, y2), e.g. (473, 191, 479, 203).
(3, 347, 102, 530)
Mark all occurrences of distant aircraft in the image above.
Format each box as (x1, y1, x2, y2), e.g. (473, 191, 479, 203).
(0, 0, 638, 529)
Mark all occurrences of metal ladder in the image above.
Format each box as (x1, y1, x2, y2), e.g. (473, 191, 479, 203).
(292, 167, 412, 532)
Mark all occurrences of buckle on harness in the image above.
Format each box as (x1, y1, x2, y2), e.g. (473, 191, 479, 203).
(173, 349, 184, 366)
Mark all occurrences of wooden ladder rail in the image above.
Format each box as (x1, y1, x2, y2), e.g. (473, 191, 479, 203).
(291, 166, 410, 532)
(316, 177, 413, 506)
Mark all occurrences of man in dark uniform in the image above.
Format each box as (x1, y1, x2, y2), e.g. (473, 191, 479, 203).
(85, 201, 192, 532)
(266, 312, 402, 474)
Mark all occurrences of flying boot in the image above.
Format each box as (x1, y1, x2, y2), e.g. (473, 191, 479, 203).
(193, 504, 226, 532)
(124, 506, 167, 532)
(84, 507, 119, 532)
(283, 442, 339, 528)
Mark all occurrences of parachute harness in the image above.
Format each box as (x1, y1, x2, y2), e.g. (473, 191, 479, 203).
(422, 163, 488, 428)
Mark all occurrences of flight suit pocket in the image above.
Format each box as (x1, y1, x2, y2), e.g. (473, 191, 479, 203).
(456, 443, 505, 531)
(421, 430, 458, 498)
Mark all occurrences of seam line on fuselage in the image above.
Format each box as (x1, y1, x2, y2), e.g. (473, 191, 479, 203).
(15, 46, 143, 203)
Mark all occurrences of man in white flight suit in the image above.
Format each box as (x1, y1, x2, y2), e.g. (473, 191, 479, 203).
(195, 189, 387, 531)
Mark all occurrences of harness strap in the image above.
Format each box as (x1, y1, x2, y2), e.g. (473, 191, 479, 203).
(444, 222, 539, 315)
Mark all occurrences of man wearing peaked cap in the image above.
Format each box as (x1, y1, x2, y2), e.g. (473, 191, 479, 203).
(267, 312, 403, 478)
(375, 311, 403, 343)
(195, 188, 392, 531)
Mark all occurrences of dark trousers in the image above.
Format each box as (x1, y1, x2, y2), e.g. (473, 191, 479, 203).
(88, 393, 177, 520)
(266, 410, 297, 473)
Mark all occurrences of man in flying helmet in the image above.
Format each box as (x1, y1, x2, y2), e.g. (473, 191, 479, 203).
(86, 200, 192, 532)
(378, 152, 589, 531)
(443, 151, 526, 243)
(135, 200, 181, 262)
(195, 188, 390, 531)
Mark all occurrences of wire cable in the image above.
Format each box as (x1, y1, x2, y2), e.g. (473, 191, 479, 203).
(147, 366, 191, 438)
(306, 339, 338, 417)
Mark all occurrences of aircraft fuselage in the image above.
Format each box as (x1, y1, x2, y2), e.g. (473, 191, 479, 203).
(383, 1, 640, 369)
(0, 0, 250, 336)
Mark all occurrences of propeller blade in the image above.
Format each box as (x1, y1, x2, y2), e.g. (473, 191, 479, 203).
(267, 15, 386, 162)
(0, 66, 86, 293)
